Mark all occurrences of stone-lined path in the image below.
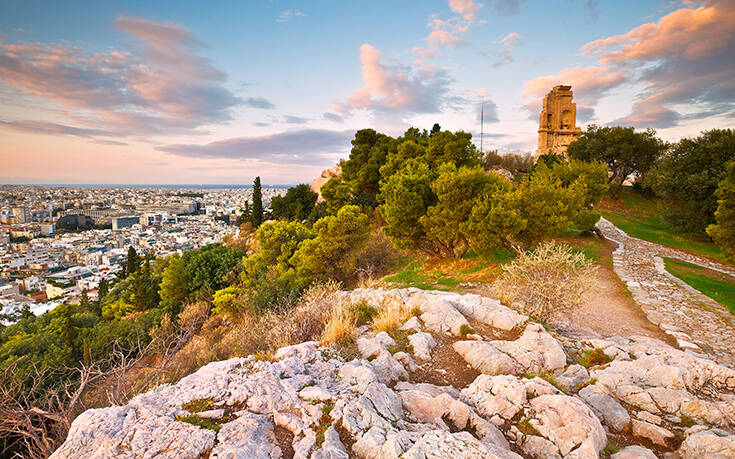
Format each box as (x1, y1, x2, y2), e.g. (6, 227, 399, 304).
(597, 217, 735, 368)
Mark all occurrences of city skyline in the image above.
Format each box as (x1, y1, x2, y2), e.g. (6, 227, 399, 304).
(2, 0, 734, 184)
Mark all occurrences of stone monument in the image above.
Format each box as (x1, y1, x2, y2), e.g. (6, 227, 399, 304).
(536, 85, 582, 156)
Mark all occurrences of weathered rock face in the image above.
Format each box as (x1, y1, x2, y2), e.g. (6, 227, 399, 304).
(310, 164, 342, 202)
(52, 289, 735, 459)
(453, 323, 566, 375)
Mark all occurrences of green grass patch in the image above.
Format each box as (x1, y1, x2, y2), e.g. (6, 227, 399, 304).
(182, 398, 213, 413)
(176, 413, 233, 432)
(664, 258, 735, 314)
(598, 187, 728, 264)
(575, 348, 612, 368)
(383, 250, 513, 291)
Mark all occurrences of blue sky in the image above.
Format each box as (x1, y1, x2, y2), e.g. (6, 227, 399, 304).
(1, 0, 734, 184)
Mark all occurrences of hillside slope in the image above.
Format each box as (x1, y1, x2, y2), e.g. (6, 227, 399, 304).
(52, 289, 735, 458)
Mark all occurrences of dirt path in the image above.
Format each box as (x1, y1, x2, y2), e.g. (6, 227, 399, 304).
(597, 217, 735, 368)
(554, 238, 675, 345)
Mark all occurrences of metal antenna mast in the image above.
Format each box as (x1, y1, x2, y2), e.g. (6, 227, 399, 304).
(480, 100, 484, 154)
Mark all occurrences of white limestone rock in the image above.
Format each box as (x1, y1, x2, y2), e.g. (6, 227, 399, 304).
(453, 323, 567, 375)
(210, 413, 281, 459)
(577, 384, 631, 432)
(408, 332, 436, 361)
(678, 429, 735, 459)
(526, 394, 607, 457)
(611, 445, 658, 459)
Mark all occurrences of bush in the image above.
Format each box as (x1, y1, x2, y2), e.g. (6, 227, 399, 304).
(494, 242, 597, 321)
(567, 124, 667, 196)
(707, 162, 735, 262)
(646, 129, 735, 233)
(481, 151, 535, 175)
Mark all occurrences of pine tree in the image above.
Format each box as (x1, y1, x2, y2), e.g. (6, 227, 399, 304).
(80, 288, 89, 310)
(127, 246, 140, 275)
(251, 176, 264, 228)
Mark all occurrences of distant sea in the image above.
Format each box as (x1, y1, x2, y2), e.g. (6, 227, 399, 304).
(8, 184, 292, 189)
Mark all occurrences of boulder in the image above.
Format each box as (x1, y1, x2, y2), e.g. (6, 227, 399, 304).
(453, 323, 566, 375)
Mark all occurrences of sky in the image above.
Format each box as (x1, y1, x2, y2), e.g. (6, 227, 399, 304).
(1, 0, 734, 185)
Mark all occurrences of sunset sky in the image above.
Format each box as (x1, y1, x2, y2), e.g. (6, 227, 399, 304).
(1, 0, 734, 185)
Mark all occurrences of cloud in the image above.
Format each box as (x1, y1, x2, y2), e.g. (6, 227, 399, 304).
(521, 0, 735, 129)
(522, 66, 626, 120)
(584, 0, 735, 128)
(490, 0, 522, 17)
(158, 129, 354, 165)
(254, 121, 270, 127)
(283, 115, 308, 124)
(277, 9, 305, 23)
(478, 99, 500, 123)
(323, 112, 344, 123)
(93, 139, 129, 146)
(584, 0, 600, 20)
(337, 44, 453, 119)
(243, 97, 275, 109)
(0, 15, 240, 139)
(489, 32, 521, 66)
(448, 0, 481, 21)
(0, 119, 114, 138)
(414, 16, 470, 58)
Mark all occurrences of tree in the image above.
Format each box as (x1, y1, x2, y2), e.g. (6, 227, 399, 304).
(420, 165, 512, 258)
(514, 162, 585, 246)
(646, 129, 735, 233)
(378, 159, 437, 254)
(182, 244, 245, 298)
(158, 254, 187, 315)
(126, 247, 140, 275)
(380, 140, 426, 179)
(241, 221, 314, 290)
(80, 289, 89, 311)
(339, 129, 397, 206)
(320, 178, 353, 215)
(430, 123, 441, 136)
(236, 201, 252, 226)
(270, 184, 318, 221)
(424, 130, 481, 169)
(464, 190, 525, 255)
(291, 205, 370, 285)
(250, 176, 264, 228)
(567, 125, 666, 196)
(707, 162, 735, 262)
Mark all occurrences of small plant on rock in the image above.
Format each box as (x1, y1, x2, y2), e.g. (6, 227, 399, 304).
(459, 324, 476, 338)
(575, 348, 612, 368)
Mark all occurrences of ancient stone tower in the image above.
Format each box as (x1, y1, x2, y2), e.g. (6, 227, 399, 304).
(536, 85, 582, 156)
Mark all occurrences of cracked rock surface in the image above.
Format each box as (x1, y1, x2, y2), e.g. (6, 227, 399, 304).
(52, 288, 735, 458)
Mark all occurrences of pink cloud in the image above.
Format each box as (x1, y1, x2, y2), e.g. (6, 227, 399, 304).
(448, 0, 481, 21)
(337, 44, 452, 117)
(523, 0, 735, 128)
(0, 15, 241, 139)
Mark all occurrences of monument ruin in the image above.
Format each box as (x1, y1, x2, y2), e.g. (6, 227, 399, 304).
(536, 85, 582, 156)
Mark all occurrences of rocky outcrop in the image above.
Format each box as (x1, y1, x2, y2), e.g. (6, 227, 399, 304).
(453, 323, 566, 375)
(52, 289, 735, 458)
(310, 164, 342, 201)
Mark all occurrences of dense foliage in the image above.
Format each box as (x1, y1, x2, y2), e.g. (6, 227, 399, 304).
(645, 129, 735, 234)
(269, 184, 318, 222)
(707, 162, 735, 262)
(567, 125, 667, 195)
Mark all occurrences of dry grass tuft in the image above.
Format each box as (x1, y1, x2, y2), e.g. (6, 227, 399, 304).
(321, 305, 357, 345)
(371, 295, 411, 334)
(494, 242, 597, 321)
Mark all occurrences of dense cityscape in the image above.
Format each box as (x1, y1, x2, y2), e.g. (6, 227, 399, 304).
(0, 185, 285, 322)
